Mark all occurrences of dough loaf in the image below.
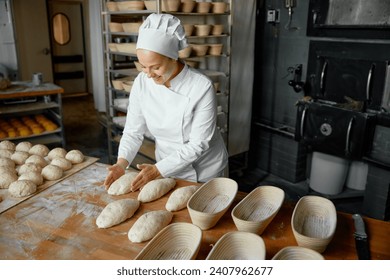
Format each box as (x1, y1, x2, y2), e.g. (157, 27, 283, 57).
(107, 171, 138, 195)
(128, 210, 173, 243)
(138, 178, 176, 203)
(65, 149, 84, 164)
(0, 157, 15, 168)
(18, 163, 42, 175)
(165, 185, 199, 212)
(50, 157, 72, 170)
(96, 198, 140, 228)
(47, 147, 67, 160)
(0, 171, 18, 189)
(8, 180, 37, 197)
(0, 140, 15, 151)
(11, 151, 29, 165)
(25, 154, 48, 168)
(41, 164, 63, 180)
(18, 171, 44, 186)
(0, 149, 13, 158)
(15, 141, 33, 153)
(29, 144, 49, 157)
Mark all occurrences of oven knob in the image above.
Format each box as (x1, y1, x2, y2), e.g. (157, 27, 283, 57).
(320, 123, 332, 136)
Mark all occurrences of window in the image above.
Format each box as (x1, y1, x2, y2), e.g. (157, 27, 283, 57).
(52, 13, 70, 45)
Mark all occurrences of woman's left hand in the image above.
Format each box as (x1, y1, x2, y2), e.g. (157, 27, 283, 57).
(131, 163, 161, 191)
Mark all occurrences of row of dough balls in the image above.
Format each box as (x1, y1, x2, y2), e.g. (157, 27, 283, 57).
(0, 115, 58, 139)
(0, 140, 85, 198)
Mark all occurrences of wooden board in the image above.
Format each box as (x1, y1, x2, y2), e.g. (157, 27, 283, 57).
(0, 162, 389, 260)
(0, 156, 98, 214)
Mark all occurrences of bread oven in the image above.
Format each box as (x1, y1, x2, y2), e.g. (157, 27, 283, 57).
(296, 41, 389, 159)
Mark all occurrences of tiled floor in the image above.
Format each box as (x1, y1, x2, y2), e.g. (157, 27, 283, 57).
(62, 94, 363, 215)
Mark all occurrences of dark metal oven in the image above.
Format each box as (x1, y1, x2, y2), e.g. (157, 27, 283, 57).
(307, 0, 390, 39)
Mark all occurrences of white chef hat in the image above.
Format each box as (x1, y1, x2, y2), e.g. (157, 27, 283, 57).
(136, 13, 188, 60)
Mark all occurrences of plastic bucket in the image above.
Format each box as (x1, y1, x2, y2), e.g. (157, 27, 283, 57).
(309, 152, 349, 195)
(346, 161, 368, 191)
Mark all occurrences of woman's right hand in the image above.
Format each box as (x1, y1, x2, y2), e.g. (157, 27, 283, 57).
(103, 163, 126, 190)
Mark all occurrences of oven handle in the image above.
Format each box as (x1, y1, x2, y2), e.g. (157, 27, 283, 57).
(366, 64, 375, 101)
(345, 116, 355, 156)
(320, 60, 328, 96)
(300, 106, 307, 139)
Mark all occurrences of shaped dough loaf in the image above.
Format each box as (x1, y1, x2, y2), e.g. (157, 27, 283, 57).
(18, 171, 44, 186)
(8, 180, 37, 197)
(11, 151, 29, 165)
(96, 198, 140, 228)
(165, 185, 199, 212)
(0, 140, 15, 151)
(47, 147, 67, 160)
(107, 171, 138, 195)
(138, 178, 176, 203)
(15, 141, 32, 152)
(41, 164, 63, 180)
(0, 172, 18, 189)
(65, 149, 84, 164)
(29, 144, 49, 157)
(51, 157, 72, 171)
(128, 210, 173, 243)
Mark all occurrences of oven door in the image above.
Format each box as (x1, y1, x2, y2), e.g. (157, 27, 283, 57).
(295, 101, 376, 159)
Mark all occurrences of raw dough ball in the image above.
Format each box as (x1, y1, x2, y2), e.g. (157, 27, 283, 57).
(8, 180, 37, 197)
(128, 210, 173, 243)
(96, 198, 140, 229)
(165, 185, 199, 212)
(18, 171, 44, 186)
(0, 166, 16, 174)
(47, 147, 67, 161)
(0, 171, 18, 189)
(65, 149, 84, 164)
(11, 151, 29, 165)
(18, 163, 42, 175)
(0, 149, 13, 158)
(0, 140, 15, 151)
(50, 157, 72, 171)
(107, 171, 138, 195)
(138, 178, 176, 203)
(41, 164, 63, 180)
(29, 144, 49, 157)
(25, 154, 48, 168)
(15, 141, 33, 152)
(0, 157, 15, 168)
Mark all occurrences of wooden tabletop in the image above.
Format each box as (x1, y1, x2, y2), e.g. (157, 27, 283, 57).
(0, 162, 389, 260)
(0, 82, 63, 99)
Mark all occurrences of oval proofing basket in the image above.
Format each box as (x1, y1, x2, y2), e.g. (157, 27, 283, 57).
(272, 246, 325, 260)
(291, 195, 337, 253)
(206, 231, 266, 260)
(134, 222, 202, 260)
(231, 185, 285, 235)
(187, 177, 238, 230)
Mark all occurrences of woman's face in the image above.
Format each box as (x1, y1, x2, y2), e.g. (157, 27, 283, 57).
(136, 49, 177, 86)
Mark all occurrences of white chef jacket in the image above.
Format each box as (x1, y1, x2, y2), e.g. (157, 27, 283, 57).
(118, 64, 228, 182)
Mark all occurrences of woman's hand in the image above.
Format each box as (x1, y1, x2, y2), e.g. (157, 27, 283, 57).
(103, 161, 128, 189)
(131, 164, 161, 191)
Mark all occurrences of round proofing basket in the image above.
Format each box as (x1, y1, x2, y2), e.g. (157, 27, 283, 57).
(231, 185, 285, 235)
(272, 246, 325, 260)
(206, 231, 266, 260)
(161, 0, 181, 12)
(134, 223, 202, 260)
(117, 1, 145, 11)
(187, 177, 238, 230)
(291, 195, 337, 253)
(122, 22, 142, 33)
(190, 44, 209, 56)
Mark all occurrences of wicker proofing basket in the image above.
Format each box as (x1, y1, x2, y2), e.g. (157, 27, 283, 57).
(134, 222, 202, 260)
(272, 246, 325, 260)
(206, 231, 266, 260)
(231, 185, 285, 235)
(187, 177, 238, 230)
(291, 195, 337, 253)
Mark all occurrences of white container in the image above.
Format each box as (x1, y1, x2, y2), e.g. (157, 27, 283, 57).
(346, 161, 368, 191)
(309, 152, 349, 195)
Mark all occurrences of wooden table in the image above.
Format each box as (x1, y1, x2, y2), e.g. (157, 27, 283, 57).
(0, 162, 389, 260)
